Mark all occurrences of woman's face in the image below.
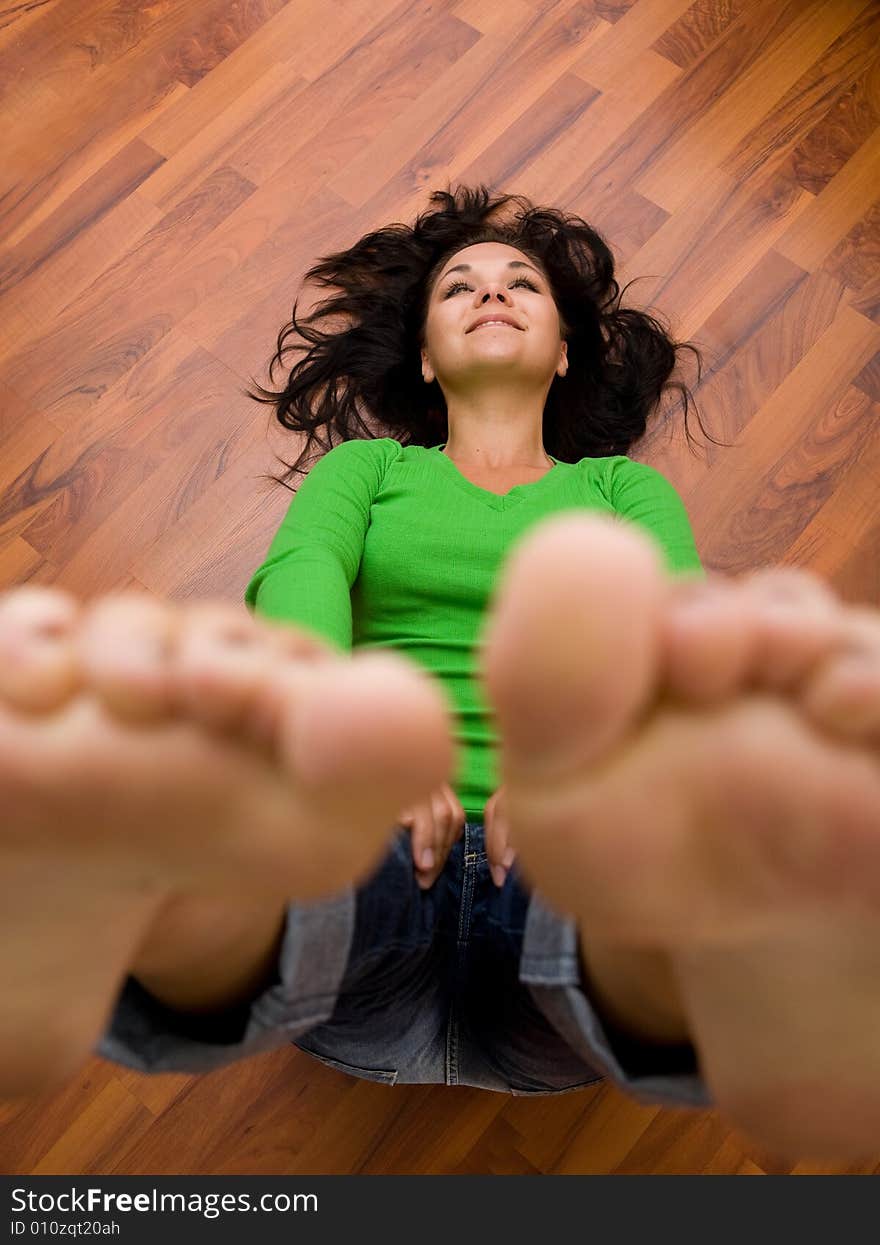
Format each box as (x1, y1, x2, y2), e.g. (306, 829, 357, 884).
(421, 241, 567, 394)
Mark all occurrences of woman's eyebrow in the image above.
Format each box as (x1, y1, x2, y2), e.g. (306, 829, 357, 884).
(438, 260, 542, 283)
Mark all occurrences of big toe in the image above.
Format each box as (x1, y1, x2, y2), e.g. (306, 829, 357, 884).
(479, 514, 673, 788)
(273, 648, 459, 820)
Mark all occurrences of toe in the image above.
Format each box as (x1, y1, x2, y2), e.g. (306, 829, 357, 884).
(258, 617, 339, 665)
(740, 567, 845, 692)
(480, 513, 669, 788)
(660, 576, 756, 703)
(0, 587, 83, 713)
(660, 566, 846, 705)
(243, 619, 341, 748)
(76, 593, 177, 722)
(798, 609, 880, 740)
(173, 602, 275, 735)
(274, 649, 455, 799)
(263, 648, 458, 890)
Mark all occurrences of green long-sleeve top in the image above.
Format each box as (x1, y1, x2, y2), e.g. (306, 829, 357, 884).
(244, 438, 705, 822)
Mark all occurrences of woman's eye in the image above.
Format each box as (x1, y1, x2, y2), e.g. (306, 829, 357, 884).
(443, 276, 538, 298)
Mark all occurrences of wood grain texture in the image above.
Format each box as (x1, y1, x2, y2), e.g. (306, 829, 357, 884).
(1, 0, 879, 1175)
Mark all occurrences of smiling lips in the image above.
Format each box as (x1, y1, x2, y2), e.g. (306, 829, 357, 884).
(469, 319, 522, 332)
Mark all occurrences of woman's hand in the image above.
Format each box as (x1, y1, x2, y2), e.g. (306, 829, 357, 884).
(484, 785, 516, 888)
(397, 782, 465, 890)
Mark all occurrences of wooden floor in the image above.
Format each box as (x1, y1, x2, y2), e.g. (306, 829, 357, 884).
(1, 0, 879, 1175)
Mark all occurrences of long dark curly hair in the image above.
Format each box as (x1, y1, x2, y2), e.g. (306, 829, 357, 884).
(245, 183, 728, 491)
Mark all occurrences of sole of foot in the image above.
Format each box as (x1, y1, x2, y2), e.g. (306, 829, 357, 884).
(0, 588, 457, 1097)
(480, 513, 880, 1160)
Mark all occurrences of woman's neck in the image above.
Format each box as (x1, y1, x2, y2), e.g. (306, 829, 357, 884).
(440, 442, 553, 470)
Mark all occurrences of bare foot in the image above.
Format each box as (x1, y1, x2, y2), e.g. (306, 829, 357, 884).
(479, 514, 880, 1159)
(0, 588, 456, 1096)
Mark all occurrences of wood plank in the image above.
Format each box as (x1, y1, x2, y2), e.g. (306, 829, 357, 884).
(2, 0, 879, 1177)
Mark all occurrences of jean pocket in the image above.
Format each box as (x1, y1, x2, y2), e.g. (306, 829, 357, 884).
(508, 1075, 603, 1097)
(293, 1041, 398, 1085)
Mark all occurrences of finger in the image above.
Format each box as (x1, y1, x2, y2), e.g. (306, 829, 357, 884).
(432, 789, 465, 874)
(485, 794, 515, 888)
(484, 794, 507, 868)
(443, 787, 466, 846)
(415, 791, 454, 889)
(409, 811, 437, 879)
(413, 790, 459, 890)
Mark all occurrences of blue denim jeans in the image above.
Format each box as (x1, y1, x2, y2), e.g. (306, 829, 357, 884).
(291, 820, 605, 1094)
(100, 823, 709, 1108)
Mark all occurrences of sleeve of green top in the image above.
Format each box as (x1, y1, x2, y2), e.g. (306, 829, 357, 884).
(605, 457, 705, 581)
(243, 439, 384, 654)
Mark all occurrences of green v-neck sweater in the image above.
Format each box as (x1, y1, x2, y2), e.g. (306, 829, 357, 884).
(244, 438, 705, 822)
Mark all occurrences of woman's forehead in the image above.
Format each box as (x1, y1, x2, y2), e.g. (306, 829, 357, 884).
(443, 242, 532, 268)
